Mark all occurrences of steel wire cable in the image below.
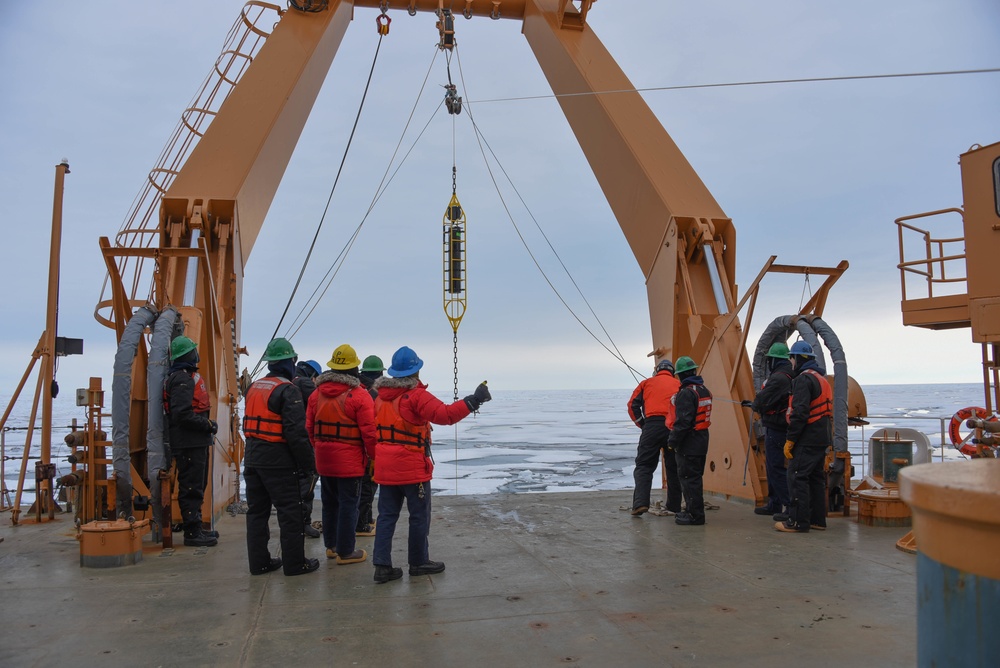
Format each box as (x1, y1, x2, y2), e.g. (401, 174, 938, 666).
(466, 67, 1000, 105)
(455, 47, 644, 383)
(281, 48, 444, 342)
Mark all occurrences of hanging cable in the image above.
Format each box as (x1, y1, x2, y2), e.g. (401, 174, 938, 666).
(454, 46, 643, 383)
(281, 47, 444, 341)
(798, 270, 813, 311)
(251, 31, 387, 378)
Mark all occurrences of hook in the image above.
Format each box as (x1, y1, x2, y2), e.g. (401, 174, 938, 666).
(463, 0, 473, 19)
(491, 1, 500, 20)
(379, 0, 389, 12)
(408, 1, 416, 16)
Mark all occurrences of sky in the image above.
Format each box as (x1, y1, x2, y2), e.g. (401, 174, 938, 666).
(0, 1, 998, 399)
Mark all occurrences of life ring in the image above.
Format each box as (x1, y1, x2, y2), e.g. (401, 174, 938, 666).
(948, 407, 998, 456)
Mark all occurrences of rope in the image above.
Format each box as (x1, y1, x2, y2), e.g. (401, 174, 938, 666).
(251, 32, 387, 377)
(282, 48, 443, 341)
(467, 67, 1000, 105)
(454, 46, 643, 383)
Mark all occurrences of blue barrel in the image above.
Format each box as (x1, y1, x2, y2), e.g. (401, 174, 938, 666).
(900, 460, 1000, 666)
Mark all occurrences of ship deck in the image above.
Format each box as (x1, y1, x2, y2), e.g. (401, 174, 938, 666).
(0, 490, 916, 666)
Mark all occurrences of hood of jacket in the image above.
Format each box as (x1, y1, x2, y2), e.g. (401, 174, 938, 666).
(793, 359, 825, 377)
(680, 374, 705, 388)
(373, 374, 421, 400)
(315, 370, 360, 398)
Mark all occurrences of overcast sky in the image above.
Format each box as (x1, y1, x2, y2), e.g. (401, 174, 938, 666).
(1, 1, 998, 398)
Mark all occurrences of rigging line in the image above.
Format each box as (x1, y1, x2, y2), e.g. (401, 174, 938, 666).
(252, 32, 386, 377)
(467, 67, 1000, 104)
(283, 51, 445, 339)
(284, 104, 445, 339)
(454, 47, 643, 383)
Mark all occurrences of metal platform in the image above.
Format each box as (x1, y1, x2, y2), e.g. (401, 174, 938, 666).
(0, 490, 916, 666)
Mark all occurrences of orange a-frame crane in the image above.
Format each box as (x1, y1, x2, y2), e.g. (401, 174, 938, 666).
(95, 0, 852, 531)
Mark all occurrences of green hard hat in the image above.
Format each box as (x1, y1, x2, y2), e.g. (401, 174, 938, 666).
(361, 355, 385, 373)
(766, 342, 790, 359)
(674, 356, 698, 374)
(263, 337, 297, 362)
(169, 336, 197, 361)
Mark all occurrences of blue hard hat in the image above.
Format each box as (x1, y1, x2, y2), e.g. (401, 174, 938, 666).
(789, 340, 816, 358)
(655, 359, 674, 374)
(387, 346, 423, 378)
(305, 360, 322, 376)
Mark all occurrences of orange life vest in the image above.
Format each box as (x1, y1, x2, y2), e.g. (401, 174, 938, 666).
(312, 392, 362, 444)
(689, 384, 712, 431)
(163, 371, 210, 414)
(786, 368, 832, 424)
(374, 393, 430, 453)
(243, 377, 290, 443)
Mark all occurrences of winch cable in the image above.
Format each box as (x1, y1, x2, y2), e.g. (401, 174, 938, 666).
(454, 46, 643, 383)
(282, 48, 445, 340)
(251, 31, 388, 378)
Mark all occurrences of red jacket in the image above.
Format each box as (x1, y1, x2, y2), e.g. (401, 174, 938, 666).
(372, 376, 471, 486)
(306, 371, 377, 478)
(627, 370, 681, 428)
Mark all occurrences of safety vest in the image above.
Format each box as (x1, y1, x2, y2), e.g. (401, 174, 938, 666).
(312, 391, 362, 444)
(243, 377, 291, 442)
(786, 369, 832, 424)
(687, 384, 712, 431)
(374, 393, 430, 453)
(163, 371, 210, 414)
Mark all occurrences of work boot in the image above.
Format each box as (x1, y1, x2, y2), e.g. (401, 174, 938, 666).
(630, 505, 649, 516)
(753, 504, 774, 516)
(409, 560, 446, 576)
(183, 530, 218, 547)
(355, 523, 376, 537)
(304, 524, 321, 539)
(774, 520, 809, 533)
(251, 558, 282, 575)
(772, 507, 790, 523)
(674, 512, 705, 526)
(326, 548, 338, 560)
(336, 549, 368, 565)
(810, 523, 827, 531)
(285, 558, 320, 576)
(374, 565, 403, 584)
(202, 529, 220, 539)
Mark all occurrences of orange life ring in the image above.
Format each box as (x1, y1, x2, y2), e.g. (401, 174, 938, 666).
(948, 407, 998, 456)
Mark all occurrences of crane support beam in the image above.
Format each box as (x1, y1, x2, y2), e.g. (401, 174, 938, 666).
(166, 3, 353, 265)
(523, 0, 761, 500)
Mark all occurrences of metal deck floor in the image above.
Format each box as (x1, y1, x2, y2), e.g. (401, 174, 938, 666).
(0, 491, 916, 666)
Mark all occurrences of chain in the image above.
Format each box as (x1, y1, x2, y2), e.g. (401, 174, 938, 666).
(452, 331, 459, 402)
(452, 165, 457, 195)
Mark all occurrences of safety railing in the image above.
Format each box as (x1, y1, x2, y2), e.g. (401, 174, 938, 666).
(895, 208, 966, 302)
(94, 2, 285, 329)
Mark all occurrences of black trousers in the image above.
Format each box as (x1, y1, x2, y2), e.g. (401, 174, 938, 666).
(763, 427, 791, 510)
(174, 447, 208, 533)
(245, 466, 307, 574)
(356, 467, 378, 530)
(786, 445, 827, 528)
(631, 417, 680, 512)
(675, 450, 707, 522)
(299, 474, 316, 525)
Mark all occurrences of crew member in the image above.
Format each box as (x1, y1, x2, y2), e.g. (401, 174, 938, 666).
(745, 342, 793, 521)
(356, 355, 385, 536)
(627, 359, 681, 516)
(371, 346, 491, 583)
(667, 356, 712, 526)
(293, 359, 323, 539)
(306, 344, 376, 566)
(776, 341, 832, 533)
(242, 337, 319, 575)
(164, 335, 218, 547)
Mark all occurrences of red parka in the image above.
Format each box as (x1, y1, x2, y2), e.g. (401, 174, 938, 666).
(372, 376, 471, 486)
(306, 371, 377, 478)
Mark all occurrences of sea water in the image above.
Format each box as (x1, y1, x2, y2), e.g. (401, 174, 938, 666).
(0, 383, 988, 503)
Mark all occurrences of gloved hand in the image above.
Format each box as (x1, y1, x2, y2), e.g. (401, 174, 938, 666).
(783, 440, 795, 460)
(740, 400, 753, 408)
(210, 420, 219, 435)
(464, 382, 492, 412)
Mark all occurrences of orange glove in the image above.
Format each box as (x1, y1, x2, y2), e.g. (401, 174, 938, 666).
(783, 440, 795, 460)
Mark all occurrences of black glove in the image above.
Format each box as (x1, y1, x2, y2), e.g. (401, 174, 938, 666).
(210, 419, 219, 434)
(464, 382, 491, 412)
(740, 400, 753, 408)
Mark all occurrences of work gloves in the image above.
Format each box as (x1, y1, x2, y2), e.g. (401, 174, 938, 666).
(464, 381, 492, 412)
(784, 440, 795, 460)
(210, 420, 219, 435)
